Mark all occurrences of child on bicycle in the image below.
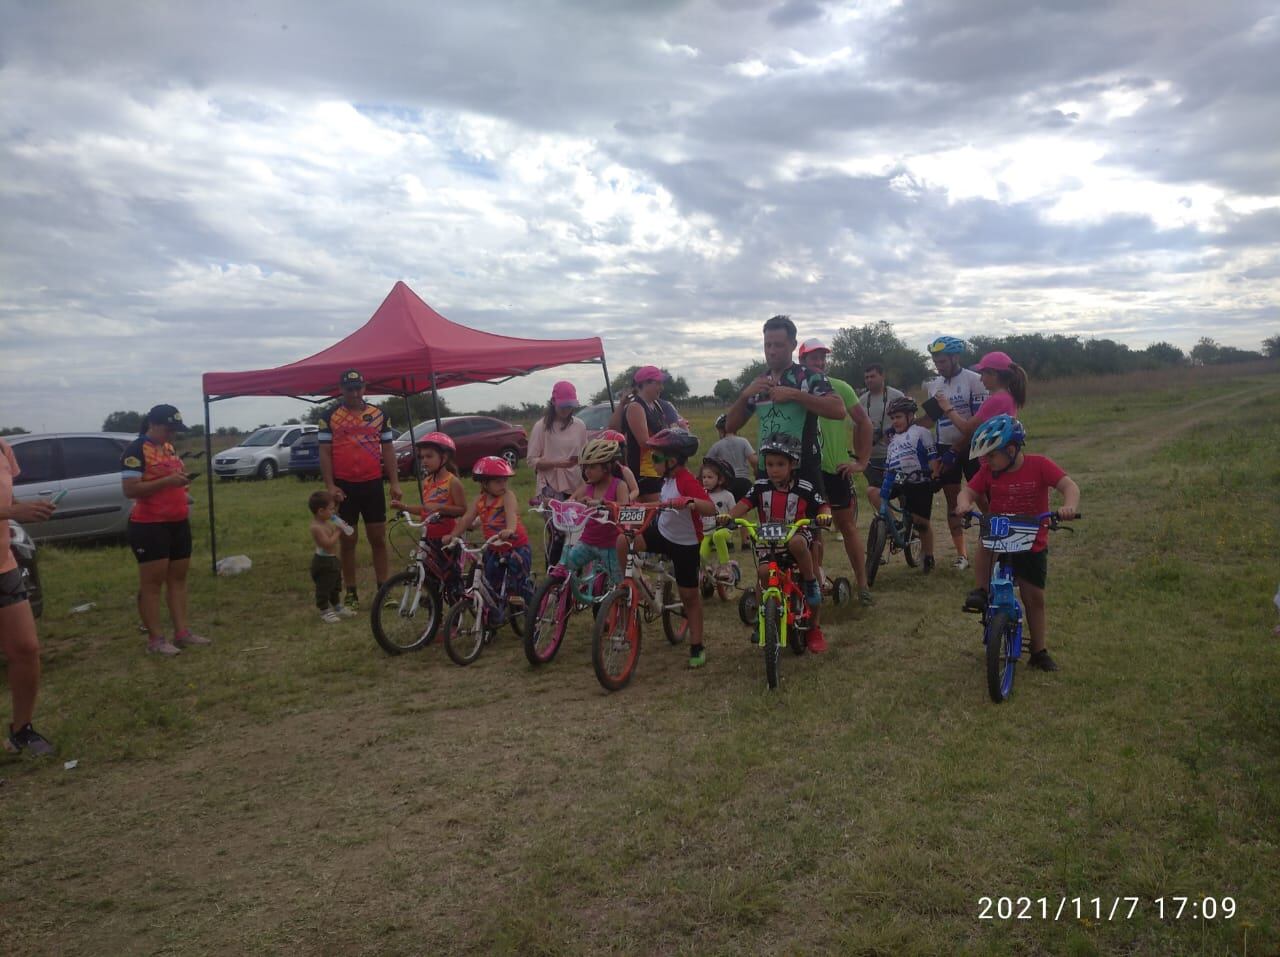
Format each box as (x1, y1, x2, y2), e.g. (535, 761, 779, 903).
(720, 433, 833, 651)
(955, 414, 1079, 672)
(618, 428, 717, 668)
(308, 490, 355, 623)
(882, 396, 938, 573)
(389, 431, 467, 541)
(598, 429, 640, 500)
(565, 438, 631, 584)
(698, 457, 738, 583)
(447, 456, 534, 608)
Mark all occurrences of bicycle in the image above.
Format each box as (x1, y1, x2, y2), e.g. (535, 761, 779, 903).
(590, 502, 689, 691)
(728, 516, 819, 690)
(961, 510, 1079, 702)
(698, 544, 741, 602)
(371, 512, 465, 655)
(864, 469, 922, 587)
(524, 499, 612, 667)
(441, 534, 529, 666)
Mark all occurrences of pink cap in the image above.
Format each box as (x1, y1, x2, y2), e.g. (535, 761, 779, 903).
(974, 351, 1014, 373)
(551, 380, 579, 407)
(633, 365, 664, 385)
(799, 338, 830, 358)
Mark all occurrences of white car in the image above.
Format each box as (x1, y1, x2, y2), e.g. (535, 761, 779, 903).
(213, 425, 316, 480)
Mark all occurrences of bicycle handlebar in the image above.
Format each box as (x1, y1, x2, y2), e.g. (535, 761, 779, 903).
(961, 510, 1082, 530)
(394, 510, 450, 530)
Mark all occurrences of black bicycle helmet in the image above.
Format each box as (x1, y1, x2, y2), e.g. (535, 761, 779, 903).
(646, 427, 699, 462)
(759, 432, 802, 463)
(702, 455, 736, 487)
(887, 396, 918, 417)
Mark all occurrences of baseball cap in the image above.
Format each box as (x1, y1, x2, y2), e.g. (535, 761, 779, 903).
(974, 351, 1014, 373)
(146, 404, 189, 431)
(798, 338, 830, 358)
(340, 369, 365, 389)
(551, 380, 579, 408)
(632, 365, 664, 385)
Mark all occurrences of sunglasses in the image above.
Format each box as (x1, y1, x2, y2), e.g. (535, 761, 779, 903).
(650, 452, 669, 464)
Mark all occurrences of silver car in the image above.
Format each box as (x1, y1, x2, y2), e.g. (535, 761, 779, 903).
(7, 432, 137, 543)
(213, 425, 315, 480)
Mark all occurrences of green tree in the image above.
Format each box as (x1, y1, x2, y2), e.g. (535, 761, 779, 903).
(735, 361, 768, 391)
(282, 417, 301, 425)
(828, 322, 928, 393)
(375, 392, 451, 430)
(187, 424, 205, 438)
(592, 367, 687, 403)
(713, 378, 737, 402)
(0, 426, 29, 436)
(1141, 342, 1186, 368)
(1264, 335, 1280, 359)
(102, 410, 144, 433)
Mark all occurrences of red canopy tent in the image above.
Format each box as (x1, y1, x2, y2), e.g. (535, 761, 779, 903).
(200, 281, 613, 570)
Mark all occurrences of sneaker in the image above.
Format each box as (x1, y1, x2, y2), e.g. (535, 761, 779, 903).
(1028, 650, 1059, 672)
(5, 723, 55, 756)
(858, 588, 874, 606)
(344, 591, 360, 612)
(173, 629, 211, 648)
(147, 636, 181, 656)
(334, 604, 356, 619)
(962, 588, 988, 613)
(807, 627, 828, 653)
(688, 645, 707, 669)
(952, 556, 970, 571)
(320, 608, 342, 623)
(803, 579, 822, 608)
(922, 556, 935, 574)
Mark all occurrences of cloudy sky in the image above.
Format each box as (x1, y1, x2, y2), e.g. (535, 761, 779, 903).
(2, 0, 1277, 432)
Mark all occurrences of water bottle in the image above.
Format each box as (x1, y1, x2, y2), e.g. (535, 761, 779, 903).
(331, 515, 355, 536)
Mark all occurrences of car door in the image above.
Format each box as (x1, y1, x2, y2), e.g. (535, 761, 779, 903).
(279, 428, 302, 470)
(56, 436, 134, 540)
(9, 438, 64, 541)
(443, 419, 479, 470)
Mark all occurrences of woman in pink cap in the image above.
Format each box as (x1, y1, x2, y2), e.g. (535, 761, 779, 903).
(617, 366, 668, 502)
(934, 352, 1026, 471)
(528, 380, 588, 502)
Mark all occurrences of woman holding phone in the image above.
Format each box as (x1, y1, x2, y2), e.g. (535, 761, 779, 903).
(121, 404, 210, 656)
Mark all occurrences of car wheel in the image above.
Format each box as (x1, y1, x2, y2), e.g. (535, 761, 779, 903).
(499, 447, 519, 468)
(258, 459, 277, 480)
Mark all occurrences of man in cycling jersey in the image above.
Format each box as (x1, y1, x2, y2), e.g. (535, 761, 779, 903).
(920, 337, 987, 571)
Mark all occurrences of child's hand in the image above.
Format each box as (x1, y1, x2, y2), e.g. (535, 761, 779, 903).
(1057, 505, 1078, 521)
(498, 529, 514, 541)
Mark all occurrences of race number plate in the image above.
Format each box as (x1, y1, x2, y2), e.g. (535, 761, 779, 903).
(981, 515, 1040, 553)
(618, 506, 648, 524)
(758, 522, 788, 543)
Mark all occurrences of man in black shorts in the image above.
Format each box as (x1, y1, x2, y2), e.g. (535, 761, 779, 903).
(318, 370, 401, 610)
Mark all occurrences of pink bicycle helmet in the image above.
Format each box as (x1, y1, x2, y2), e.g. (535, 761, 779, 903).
(415, 431, 456, 453)
(472, 455, 516, 478)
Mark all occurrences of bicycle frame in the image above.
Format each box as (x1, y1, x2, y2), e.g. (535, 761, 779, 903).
(876, 470, 915, 550)
(731, 517, 813, 648)
(455, 537, 514, 629)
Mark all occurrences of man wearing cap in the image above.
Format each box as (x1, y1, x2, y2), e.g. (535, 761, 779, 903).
(121, 404, 211, 656)
(318, 370, 401, 610)
(799, 339, 876, 605)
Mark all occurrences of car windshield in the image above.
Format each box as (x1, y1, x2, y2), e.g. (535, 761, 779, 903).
(242, 429, 286, 447)
(578, 406, 611, 429)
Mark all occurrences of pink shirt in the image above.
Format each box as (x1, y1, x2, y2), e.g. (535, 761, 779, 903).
(528, 416, 587, 496)
(973, 391, 1018, 428)
(0, 439, 20, 574)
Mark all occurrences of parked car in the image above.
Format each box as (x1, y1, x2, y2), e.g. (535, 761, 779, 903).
(393, 416, 528, 477)
(9, 520, 42, 619)
(6, 432, 137, 543)
(213, 425, 316, 480)
(578, 402, 614, 439)
(290, 431, 321, 481)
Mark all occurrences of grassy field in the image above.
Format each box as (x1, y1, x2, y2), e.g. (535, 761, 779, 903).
(3, 366, 1279, 956)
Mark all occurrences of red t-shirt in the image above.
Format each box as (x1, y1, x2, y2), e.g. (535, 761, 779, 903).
(120, 436, 190, 523)
(966, 454, 1066, 552)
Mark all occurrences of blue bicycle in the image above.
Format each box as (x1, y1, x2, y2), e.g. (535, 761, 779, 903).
(962, 510, 1077, 702)
(864, 469, 922, 587)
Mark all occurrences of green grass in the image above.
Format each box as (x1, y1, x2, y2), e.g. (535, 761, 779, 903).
(3, 368, 1279, 955)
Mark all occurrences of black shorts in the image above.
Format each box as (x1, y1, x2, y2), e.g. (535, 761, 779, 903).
(639, 525, 701, 589)
(0, 567, 28, 609)
(934, 444, 967, 488)
(128, 519, 193, 564)
(820, 470, 854, 511)
(897, 483, 934, 522)
(1008, 549, 1048, 589)
(336, 478, 386, 527)
(864, 461, 887, 491)
(636, 476, 664, 498)
(727, 477, 753, 502)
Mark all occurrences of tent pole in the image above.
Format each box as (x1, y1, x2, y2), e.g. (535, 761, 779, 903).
(600, 355, 615, 412)
(401, 379, 424, 508)
(204, 395, 218, 574)
(429, 370, 443, 430)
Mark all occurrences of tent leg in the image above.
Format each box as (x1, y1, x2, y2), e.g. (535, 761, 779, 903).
(600, 355, 615, 411)
(204, 396, 217, 575)
(402, 380, 423, 508)
(429, 370, 443, 430)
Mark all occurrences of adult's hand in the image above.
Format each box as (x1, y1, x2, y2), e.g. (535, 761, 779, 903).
(8, 499, 56, 523)
(165, 472, 191, 489)
(837, 461, 865, 478)
(768, 385, 802, 404)
(742, 375, 773, 399)
(327, 484, 346, 503)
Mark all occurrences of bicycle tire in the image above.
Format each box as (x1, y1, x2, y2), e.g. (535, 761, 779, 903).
(831, 577, 851, 606)
(738, 589, 758, 625)
(763, 595, 782, 690)
(661, 578, 689, 645)
(443, 597, 488, 666)
(371, 571, 440, 656)
(788, 594, 807, 655)
(985, 609, 1016, 703)
(699, 571, 714, 599)
(524, 575, 571, 666)
(903, 520, 922, 568)
(591, 588, 641, 691)
(865, 518, 888, 587)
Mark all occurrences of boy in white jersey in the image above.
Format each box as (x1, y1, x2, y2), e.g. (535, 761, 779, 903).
(882, 396, 938, 573)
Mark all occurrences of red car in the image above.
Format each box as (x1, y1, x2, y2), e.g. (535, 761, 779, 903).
(394, 416, 528, 477)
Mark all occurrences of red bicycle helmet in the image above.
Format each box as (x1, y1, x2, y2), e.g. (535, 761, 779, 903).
(414, 430, 456, 453)
(646, 427, 699, 461)
(472, 455, 515, 478)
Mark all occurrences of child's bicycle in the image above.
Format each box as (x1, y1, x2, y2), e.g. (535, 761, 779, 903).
(524, 499, 612, 667)
(698, 547, 742, 602)
(961, 510, 1079, 703)
(441, 535, 528, 666)
(728, 516, 820, 690)
(864, 470, 922, 586)
(590, 502, 689, 691)
(371, 512, 465, 655)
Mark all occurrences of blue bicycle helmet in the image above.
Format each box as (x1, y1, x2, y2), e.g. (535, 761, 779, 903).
(970, 414, 1027, 459)
(928, 335, 966, 356)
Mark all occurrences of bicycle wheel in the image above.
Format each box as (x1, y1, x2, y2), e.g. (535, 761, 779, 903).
(903, 520, 922, 568)
(985, 609, 1016, 703)
(592, 588, 641, 691)
(661, 578, 689, 645)
(443, 597, 488, 666)
(525, 575, 571, 666)
(738, 588, 758, 625)
(865, 518, 888, 586)
(762, 595, 782, 690)
(699, 570, 714, 599)
(831, 577, 851, 606)
(788, 594, 807, 655)
(371, 571, 440, 656)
